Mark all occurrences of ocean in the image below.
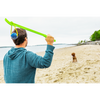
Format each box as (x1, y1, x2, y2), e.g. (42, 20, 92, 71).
(0, 44, 75, 60)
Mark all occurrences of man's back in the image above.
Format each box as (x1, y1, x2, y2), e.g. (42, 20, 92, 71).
(3, 45, 55, 83)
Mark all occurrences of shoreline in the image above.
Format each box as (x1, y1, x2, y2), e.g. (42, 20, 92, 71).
(0, 43, 77, 48)
(1, 45, 100, 83)
(0, 44, 76, 61)
(0, 45, 76, 67)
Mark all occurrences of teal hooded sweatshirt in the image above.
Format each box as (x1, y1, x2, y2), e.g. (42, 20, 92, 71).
(3, 45, 55, 83)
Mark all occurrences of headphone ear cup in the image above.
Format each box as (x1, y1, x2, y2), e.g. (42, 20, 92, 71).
(11, 33, 18, 40)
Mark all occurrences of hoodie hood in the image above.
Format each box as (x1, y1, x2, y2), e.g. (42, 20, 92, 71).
(8, 47, 26, 60)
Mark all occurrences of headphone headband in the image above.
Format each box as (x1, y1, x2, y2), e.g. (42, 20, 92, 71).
(10, 23, 18, 40)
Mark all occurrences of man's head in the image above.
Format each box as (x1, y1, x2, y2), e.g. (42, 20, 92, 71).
(12, 28, 28, 47)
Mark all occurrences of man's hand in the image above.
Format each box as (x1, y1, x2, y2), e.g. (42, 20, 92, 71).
(45, 34, 54, 46)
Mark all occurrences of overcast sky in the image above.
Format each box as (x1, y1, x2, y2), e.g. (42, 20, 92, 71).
(0, 17, 100, 46)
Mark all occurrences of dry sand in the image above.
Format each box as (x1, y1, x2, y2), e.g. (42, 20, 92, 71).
(0, 61, 4, 83)
(0, 45, 100, 83)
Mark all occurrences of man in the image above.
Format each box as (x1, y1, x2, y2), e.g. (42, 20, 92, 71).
(3, 28, 55, 83)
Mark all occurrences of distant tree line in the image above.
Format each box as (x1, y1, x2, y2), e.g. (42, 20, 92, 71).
(90, 30, 100, 41)
(78, 40, 87, 45)
(78, 30, 100, 45)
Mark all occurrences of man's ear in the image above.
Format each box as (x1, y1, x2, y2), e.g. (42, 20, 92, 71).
(25, 37, 27, 41)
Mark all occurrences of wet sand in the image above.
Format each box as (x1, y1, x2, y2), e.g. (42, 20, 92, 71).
(1, 45, 100, 83)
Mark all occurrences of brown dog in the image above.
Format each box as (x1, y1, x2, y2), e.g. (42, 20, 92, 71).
(71, 53, 77, 62)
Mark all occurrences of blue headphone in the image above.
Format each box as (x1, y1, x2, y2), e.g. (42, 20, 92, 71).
(11, 32, 18, 40)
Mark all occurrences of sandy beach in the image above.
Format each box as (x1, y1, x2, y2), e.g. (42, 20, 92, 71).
(0, 45, 100, 83)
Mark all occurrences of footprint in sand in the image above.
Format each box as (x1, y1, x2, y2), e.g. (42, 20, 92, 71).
(55, 71, 63, 77)
(53, 79, 59, 82)
(59, 71, 63, 74)
(45, 74, 49, 76)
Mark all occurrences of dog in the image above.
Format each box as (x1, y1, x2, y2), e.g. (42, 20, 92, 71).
(71, 53, 77, 62)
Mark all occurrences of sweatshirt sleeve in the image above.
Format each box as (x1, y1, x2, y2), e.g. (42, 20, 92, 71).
(26, 45, 55, 68)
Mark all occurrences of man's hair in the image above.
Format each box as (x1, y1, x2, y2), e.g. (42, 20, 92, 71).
(12, 28, 27, 45)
